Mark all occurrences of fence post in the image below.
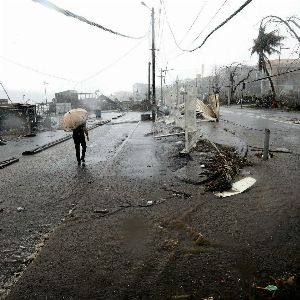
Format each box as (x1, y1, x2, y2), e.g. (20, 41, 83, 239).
(263, 128, 270, 160)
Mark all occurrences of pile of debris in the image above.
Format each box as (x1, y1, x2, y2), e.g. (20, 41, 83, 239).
(193, 139, 251, 192)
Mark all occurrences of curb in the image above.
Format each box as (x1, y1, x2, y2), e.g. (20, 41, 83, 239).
(22, 120, 111, 156)
(0, 120, 112, 169)
(0, 157, 19, 169)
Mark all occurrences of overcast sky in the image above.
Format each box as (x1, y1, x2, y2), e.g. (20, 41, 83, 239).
(0, 0, 299, 102)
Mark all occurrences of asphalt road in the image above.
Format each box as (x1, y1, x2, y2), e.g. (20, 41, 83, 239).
(1, 108, 299, 299)
(220, 106, 300, 153)
(0, 112, 142, 298)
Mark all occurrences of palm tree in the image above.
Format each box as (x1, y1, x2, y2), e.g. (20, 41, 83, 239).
(251, 24, 284, 98)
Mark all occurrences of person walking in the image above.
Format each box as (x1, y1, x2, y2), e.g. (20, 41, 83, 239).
(72, 123, 89, 165)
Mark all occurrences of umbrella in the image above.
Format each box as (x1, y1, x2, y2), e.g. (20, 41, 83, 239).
(62, 108, 88, 131)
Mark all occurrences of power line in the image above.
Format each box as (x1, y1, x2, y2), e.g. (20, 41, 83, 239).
(32, 0, 147, 39)
(160, 0, 186, 52)
(189, 0, 253, 52)
(166, 0, 253, 56)
(179, 1, 208, 45)
(192, 0, 229, 43)
(221, 67, 300, 88)
(0, 55, 78, 82)
(247, 67, 300, 84)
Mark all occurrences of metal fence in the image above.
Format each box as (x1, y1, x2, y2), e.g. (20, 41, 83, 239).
(154, 85, 200, 153)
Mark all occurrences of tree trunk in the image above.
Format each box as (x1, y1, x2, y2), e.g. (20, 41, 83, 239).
(263, 65, 276, 97)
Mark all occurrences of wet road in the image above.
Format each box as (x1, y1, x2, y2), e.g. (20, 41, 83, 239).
(0, 111, 124, 162)
(0, 112, 142, 297)
(1, 108, 299, 299)
(220, 106, 300, 152)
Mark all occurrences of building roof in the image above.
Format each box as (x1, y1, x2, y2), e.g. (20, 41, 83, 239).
(269, 58, 300, 67)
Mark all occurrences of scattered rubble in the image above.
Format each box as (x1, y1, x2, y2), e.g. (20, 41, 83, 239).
(214, 177, 256, 198)
(192, 139, 251, 192)
(93, 209, 109, 214)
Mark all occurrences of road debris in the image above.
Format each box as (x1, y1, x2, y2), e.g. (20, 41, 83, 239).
(160, 238, 178, 250)
(172, 295, 192, 299)
(93, 208, 109, 214)
(273, 147, 292, 153)
(196, 94, 220, 121)
(193, 139, 250, 192)
(249, 146, 292, 154)
(214, 177, 256, 198)
(256, 284, 278, 292)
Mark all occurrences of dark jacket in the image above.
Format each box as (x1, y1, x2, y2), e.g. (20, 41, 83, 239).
(72, 124, 88, 142)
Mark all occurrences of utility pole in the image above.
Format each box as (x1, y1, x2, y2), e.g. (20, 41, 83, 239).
(148, 62, 151, 103)
(159, 67, 173, 108)
(176, 76, 179, 107)
(43, 81, 48, 104)
(141, 2, 156, 119)
(151, 7, 156, 120)
(159, 68, 165, 107)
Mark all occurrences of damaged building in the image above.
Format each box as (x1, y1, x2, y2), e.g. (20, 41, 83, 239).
(54, 90, 122, 113)
(0, 103, 37, 135)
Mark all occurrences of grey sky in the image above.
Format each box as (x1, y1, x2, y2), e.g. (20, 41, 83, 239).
(0, 0, 299, 102)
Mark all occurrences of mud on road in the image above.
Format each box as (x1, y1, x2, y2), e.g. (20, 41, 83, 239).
(1, 113, 300, 299)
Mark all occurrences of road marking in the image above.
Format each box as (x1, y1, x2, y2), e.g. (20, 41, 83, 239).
(222, 109, 300, 127)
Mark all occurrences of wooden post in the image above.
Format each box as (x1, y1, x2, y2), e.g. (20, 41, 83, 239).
(263, 129, 270, 160)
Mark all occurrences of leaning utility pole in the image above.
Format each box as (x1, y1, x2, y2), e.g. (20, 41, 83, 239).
(0, 82, 12, 103)
(151, 7, 156, 120)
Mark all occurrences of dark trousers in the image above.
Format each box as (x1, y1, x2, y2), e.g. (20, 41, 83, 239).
(74, 137, 86, 162)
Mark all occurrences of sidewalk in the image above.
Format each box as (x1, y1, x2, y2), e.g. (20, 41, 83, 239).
(5, 119, 300, 299)
(0, 112, 120, 162)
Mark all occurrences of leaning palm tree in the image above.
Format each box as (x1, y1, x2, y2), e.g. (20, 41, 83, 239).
(251, 24, 284, 98)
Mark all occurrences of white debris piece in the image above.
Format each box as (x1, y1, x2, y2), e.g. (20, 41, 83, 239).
(196, 94, 220, 121)
(214, 177, 256, 198)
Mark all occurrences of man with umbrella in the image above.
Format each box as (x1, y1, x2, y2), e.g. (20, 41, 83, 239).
(72, 123, 89, 165)
(63, 108, 89, 165)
